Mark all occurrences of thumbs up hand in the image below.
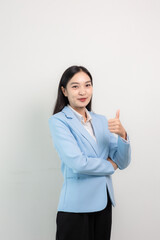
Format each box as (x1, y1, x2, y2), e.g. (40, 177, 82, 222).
(108, 110, 127, 140)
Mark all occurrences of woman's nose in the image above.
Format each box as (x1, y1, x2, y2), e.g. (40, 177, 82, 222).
(78, 87, 86, 94)
(79, 90, 85, 95)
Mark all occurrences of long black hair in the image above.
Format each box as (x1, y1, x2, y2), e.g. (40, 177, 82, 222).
(53, 65, 93, 115)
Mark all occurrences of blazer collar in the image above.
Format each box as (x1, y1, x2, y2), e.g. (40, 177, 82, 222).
(67, 104, 92, 123)
(61, 105, 100, 156)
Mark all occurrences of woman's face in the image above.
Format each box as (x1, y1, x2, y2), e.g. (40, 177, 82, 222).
(61, 71, 93, 110)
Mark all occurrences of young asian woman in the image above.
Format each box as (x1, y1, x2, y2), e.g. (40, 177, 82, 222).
(48, 65, 131, 240)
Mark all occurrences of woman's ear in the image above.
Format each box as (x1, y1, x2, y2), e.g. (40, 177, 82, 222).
(61, 86, 67, 97)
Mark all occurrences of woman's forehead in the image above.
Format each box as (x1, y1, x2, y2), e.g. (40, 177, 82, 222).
(69, 72, 91, 84)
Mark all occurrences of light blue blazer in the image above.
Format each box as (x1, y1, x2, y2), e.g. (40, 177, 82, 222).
(48, 105, 131, 213)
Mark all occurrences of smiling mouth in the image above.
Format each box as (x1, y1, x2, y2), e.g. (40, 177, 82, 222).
(79, 98, 87, 101)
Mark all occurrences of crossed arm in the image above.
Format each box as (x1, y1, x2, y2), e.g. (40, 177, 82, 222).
(49, 116, 116, 176)
(48, 116, 131, 176)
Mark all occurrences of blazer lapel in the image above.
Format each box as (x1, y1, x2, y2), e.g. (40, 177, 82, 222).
(61, 106, 99, 156)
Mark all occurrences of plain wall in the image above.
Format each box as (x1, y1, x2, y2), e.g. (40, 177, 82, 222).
(0, 0, 160, 239)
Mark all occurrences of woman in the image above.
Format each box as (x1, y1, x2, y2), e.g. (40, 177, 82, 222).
(48, 65, 131, 240)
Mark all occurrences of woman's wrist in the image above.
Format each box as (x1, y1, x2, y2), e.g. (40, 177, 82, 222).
(120, 130, 127, 140)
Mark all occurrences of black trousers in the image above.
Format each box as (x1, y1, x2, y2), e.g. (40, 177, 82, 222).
(56, 189, 112, 240)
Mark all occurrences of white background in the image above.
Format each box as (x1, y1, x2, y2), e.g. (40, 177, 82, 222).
(0, 0, 160, 239)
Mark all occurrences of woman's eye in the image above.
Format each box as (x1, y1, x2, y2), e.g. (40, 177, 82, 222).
(72, 84, 91, 88)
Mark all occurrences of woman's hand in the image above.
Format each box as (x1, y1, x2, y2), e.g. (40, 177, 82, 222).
(107, 157, 118, 170)
(108, 110, 127, 140)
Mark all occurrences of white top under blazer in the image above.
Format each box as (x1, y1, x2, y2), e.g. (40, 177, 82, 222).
(67, 104, 97, 142)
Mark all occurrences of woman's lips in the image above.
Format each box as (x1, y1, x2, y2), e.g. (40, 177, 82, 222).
(79, 98, 87, 102)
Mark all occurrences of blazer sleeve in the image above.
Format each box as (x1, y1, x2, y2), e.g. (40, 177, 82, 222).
(48, 116, 115, 176)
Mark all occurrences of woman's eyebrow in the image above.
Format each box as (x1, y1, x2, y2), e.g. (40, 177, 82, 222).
(70, 80, 91, 85)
